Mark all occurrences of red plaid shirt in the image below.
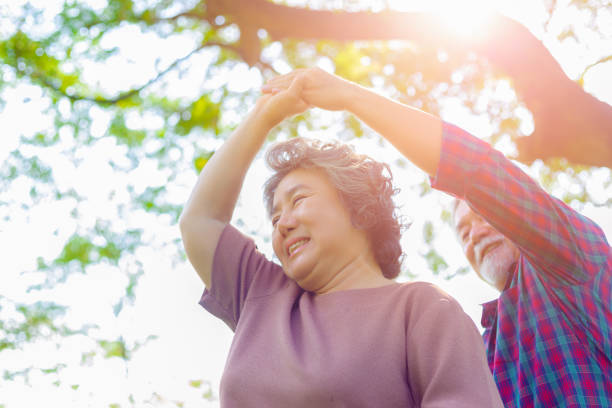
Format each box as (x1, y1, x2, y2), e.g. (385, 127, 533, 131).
(432, 123, 612, 407)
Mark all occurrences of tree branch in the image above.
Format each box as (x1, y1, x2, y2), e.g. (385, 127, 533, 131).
(579, 54, 612, 83)
(203, 0, 612, 167)
(25, 41, 241, 105)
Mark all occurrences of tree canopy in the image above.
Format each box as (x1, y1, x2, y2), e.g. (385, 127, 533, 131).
(1, 0, 610, 406)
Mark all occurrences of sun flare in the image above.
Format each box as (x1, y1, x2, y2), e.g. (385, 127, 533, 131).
(390, 0, 497, 39)
(433, 0, 495, 38)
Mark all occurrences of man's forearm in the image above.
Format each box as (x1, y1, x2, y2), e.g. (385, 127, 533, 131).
(345, 85, 443, 177)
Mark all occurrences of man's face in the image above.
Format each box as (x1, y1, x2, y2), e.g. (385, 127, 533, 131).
(453, 201, 519, 291)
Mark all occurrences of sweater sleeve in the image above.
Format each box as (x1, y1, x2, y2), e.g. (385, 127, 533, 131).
(405, 284, 503, 408)
(431, 122, 611, 286)
(199, 224, 288, 331)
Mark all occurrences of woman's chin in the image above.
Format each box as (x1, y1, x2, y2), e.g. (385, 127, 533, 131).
(284, 257, 315, 285)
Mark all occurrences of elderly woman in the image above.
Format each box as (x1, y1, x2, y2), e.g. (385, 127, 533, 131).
(179, 69, 502, 407)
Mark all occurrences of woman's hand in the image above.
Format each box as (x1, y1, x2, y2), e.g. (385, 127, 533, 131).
(262, 68, 357, 112)
(255, 74, 310, 131)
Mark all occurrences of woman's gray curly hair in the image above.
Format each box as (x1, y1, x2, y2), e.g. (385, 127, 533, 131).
(263, 137, 405, 279)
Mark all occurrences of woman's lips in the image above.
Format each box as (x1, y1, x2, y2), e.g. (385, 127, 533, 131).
(287, 238, 310, 257)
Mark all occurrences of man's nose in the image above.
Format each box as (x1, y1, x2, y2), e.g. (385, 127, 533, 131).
(468, 221, 492, 245)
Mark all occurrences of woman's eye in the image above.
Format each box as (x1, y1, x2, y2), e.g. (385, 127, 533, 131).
(293, 195, 305, 205)
(272, 216, 279, 227)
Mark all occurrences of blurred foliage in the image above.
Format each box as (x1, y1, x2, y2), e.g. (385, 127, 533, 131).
(0, 0, 610, 405)
(1, 300, 70, 351)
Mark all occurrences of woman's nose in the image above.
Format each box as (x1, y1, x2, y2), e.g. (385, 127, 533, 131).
(277, 211, 297, 236)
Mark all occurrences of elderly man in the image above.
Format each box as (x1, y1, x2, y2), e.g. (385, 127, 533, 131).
(438, 123, 611, 407)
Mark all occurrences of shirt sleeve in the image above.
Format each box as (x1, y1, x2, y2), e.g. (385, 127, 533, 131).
(431, 122, 611, 286)
(199, 224, 288, 331)
(405, 284, 503, 407)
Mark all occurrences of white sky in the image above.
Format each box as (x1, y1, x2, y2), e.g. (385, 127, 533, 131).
(0, 0, 611, 406)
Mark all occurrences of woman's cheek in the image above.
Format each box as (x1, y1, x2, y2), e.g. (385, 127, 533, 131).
(271, 232, 282, 260)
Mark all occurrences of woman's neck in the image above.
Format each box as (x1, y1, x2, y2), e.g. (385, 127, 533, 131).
(310, 254, 393, 295)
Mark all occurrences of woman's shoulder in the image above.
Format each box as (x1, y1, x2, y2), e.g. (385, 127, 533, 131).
(397, 280, 456, 299)
(395, 281, 465, 316)
(212, 223, 288, 296)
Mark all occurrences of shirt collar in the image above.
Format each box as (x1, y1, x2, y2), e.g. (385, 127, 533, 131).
(480, 298, 498, 328)
(480, 261, 518, 328)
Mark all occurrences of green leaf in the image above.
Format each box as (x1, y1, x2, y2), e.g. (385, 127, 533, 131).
(176, 95, 220, 135)
(109, 113, 147, 146)
(41, 364, 65, 374)
(334, 44, 370, 84)
(422, 221, 434, 244)
(98, 339, 127, 359)
(115, 95, 142, 109)
(55, 235, 94, 267)
(21, 132, 60, 147)
(423, 248, 449, 275)
(345, 115, 363, 138)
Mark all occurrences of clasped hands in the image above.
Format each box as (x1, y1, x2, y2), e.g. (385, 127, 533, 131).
(256, 68, 357, 130)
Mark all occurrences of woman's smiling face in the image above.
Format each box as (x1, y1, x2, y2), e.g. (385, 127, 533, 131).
(270, 167, 373, 292)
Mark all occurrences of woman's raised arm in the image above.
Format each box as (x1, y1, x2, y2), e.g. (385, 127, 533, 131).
(263, 68, 443, 176)
(180, 79, 308, 287)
